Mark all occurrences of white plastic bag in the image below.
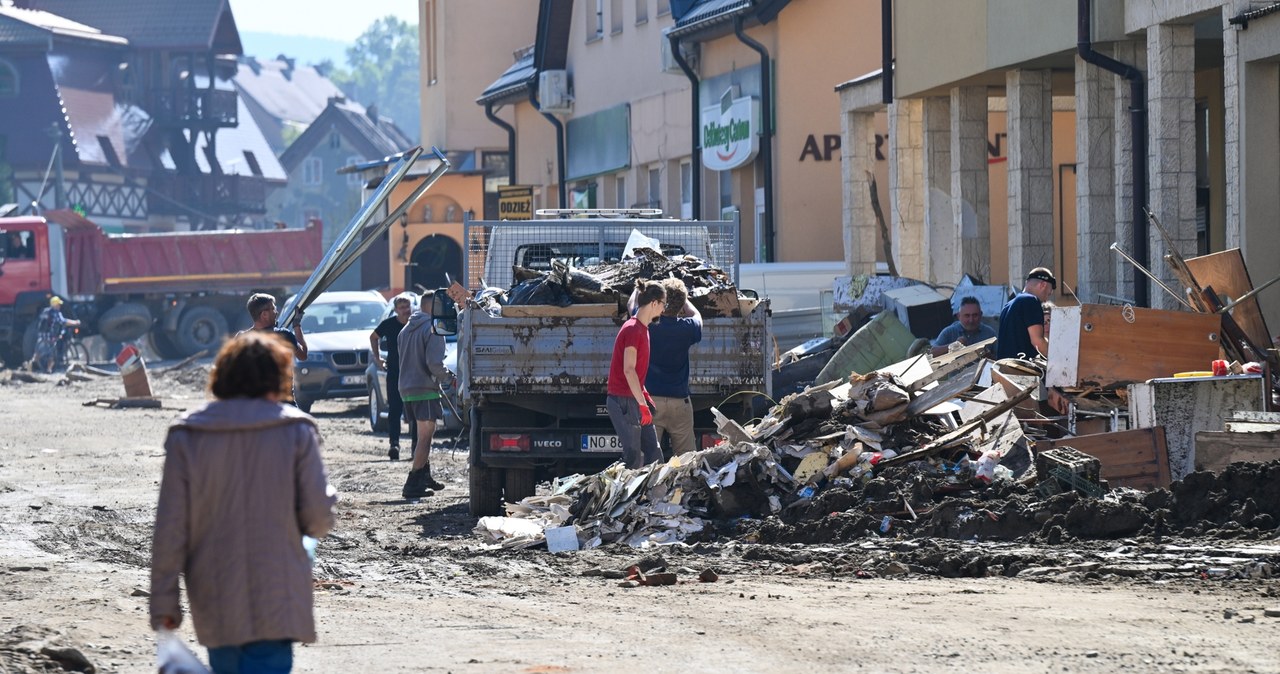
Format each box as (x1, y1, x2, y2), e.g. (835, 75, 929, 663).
(156, 629, 211, 674)
(622, 228, 660, 259)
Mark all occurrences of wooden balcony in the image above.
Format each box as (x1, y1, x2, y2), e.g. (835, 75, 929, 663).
(148, 87, 238, 129)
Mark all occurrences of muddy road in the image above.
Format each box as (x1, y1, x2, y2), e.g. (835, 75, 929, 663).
(0, 364, 1277, 673)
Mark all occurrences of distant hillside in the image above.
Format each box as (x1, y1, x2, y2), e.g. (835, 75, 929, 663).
(240, 31, 349, 68)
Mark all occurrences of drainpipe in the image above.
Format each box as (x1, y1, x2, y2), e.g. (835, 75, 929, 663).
(528, 84, 567, 208)
(1078, 0, 1149, 307)
(881, 0, 893, 104)
(669, 31, 702, 220)
(484, 101, 517, 184)
(734, 16, 775, 262)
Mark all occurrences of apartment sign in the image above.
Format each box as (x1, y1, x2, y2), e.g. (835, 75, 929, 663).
(701, 96, 759, 171)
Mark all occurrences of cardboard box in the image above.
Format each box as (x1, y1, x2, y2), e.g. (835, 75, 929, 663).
(881, 285, 952, 339)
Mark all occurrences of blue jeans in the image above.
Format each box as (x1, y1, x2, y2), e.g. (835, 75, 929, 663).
(606, 395, 661, 469)
(207, 640, 293, 674)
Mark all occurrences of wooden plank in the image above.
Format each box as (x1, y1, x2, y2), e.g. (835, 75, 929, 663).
(1184, 249, 1272, 349)
(1035, 427, 1170, 489)
(881, 382, 1035, 467)
(1051, 304, 1221, 389)
(1194, 431, 1280, 473)
(914, 337, 994, 391)
(500, 303, 620, 318)
(905, 362, 981, 416)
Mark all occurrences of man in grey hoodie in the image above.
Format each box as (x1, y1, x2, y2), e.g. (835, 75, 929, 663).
(398, 291, 455, 499)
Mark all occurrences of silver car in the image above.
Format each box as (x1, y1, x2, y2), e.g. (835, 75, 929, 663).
(366, 296, 461, 434)
(291, 290, 389, 413)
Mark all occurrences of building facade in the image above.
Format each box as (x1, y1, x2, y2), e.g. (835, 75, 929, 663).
(474, 0, 886, 266)
(840, 0, 1280, 337)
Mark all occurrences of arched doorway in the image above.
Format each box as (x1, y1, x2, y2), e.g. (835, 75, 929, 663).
(407, 234, 462, 293)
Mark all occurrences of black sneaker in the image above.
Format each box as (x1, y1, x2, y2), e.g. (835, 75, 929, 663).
(401, 469, 434, 500)
(388, 445, 400, 462)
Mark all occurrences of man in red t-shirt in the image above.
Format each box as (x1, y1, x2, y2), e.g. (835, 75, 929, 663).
(606, 281, 667, 468)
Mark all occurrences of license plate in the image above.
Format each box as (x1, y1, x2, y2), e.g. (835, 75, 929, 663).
(581, 434, 623, 452)
(341, 374, 363, 386)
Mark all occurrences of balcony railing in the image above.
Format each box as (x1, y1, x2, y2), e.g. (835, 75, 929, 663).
(148, 173, 268, 216)
(148, 87, 238, 129)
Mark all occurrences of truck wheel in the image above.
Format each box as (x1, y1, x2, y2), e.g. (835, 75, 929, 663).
(149, 330, 186, 360)
(175, 306, 229, 356)
(504, 468, 537, 503)
(367, 383, 388, 433)
(469, 464, 504, 517)
(21, 321, 38, 362)
(99, 303, 153, 342)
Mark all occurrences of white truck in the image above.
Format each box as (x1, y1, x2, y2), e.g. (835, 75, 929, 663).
(442, 211, 772, 516)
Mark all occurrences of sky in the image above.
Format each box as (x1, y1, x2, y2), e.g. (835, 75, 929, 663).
(227, 0, 419, 42)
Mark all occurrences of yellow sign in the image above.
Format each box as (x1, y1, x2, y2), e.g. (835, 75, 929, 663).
(497, 185, 533, 221)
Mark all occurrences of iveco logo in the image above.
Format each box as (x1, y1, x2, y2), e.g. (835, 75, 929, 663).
(534, 439, 563, 448)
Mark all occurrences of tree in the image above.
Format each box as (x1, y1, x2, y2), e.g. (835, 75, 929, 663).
(329, 17, 421, 142)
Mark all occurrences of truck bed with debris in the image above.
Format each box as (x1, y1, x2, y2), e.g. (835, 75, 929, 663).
(455, 213, 771, 516)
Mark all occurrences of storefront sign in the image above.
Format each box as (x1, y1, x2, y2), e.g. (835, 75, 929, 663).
(701, 96, 759, 171)
(497, 185, 533, 221)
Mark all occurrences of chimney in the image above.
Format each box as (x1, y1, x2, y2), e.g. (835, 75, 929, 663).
(366, 104, 378, 122)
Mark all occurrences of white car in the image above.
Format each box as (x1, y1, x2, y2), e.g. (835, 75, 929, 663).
(290, 290, 389, 413)
(365, 294, 461, 434)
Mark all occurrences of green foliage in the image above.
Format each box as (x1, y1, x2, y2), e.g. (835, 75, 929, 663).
(328, 17, 421, 142)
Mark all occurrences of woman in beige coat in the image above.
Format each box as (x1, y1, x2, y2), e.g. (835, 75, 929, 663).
(150, 331, 337, 673)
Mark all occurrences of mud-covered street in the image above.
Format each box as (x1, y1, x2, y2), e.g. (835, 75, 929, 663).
(1, 364, 1278, 674)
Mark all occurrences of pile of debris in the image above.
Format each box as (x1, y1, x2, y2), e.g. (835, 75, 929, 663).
(475, 214, 1280, 553)
(482, 247, 750, 318)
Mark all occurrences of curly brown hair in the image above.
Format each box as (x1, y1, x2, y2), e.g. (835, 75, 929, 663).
(208, 331, 294, 400)
(660, 278, 688, 317)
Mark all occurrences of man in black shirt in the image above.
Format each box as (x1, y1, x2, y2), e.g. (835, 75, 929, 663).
(369, 294, 413, 460)
(242, 293, 308, 403)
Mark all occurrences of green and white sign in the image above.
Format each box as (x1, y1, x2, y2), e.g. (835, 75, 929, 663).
(701, 96, 759, 171)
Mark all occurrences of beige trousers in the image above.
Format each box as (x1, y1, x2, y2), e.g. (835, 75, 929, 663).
(652, 395, 696, 455)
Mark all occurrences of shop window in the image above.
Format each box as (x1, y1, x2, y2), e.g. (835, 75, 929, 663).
(718, 170, 733, 211)
(647, 166, 661, 209)
(680, 161, 692, 219)
(615, 173, 627, 209)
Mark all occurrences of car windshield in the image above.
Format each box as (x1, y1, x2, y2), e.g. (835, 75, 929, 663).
(301, 301, 386, 333)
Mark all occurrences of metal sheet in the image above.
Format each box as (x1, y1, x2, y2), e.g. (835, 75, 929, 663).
(278, 147, 449, 328)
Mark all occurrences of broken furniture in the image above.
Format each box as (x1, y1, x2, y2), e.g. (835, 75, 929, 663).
(1045, 304, 1222, 390)
(1034, 428, 1171, 490)
(1129, 374, 1269, 479)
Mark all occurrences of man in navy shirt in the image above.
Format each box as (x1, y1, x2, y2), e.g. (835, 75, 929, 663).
(995, 267, 1055, 360)
(630, 278, 703, 456)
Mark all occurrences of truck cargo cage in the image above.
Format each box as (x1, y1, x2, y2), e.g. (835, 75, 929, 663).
(463, 214, 739, 292)
(533, 208, 665, 219)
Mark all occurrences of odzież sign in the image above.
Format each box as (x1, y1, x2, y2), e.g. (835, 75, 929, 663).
(701, 96, 759, 171)
(498, 185, 533, 221)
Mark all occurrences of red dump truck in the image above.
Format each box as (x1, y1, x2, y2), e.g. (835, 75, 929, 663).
(0, 210, 322, 366)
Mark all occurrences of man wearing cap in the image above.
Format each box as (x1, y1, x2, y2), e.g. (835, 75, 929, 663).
(995, 267, 1056, 360)
(33, 297, 80, 372)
